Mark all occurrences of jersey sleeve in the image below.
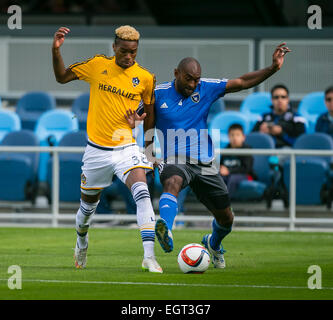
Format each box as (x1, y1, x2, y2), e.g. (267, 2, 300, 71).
(141, 74, 156, 105)
(201, 78, 228, 101)
(68, 56, 98, 83)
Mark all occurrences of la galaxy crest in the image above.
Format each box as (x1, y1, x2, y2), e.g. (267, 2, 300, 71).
(132, 77, 140, 87)
(191, 92, 200, 103)
(81, 173, 87, 186)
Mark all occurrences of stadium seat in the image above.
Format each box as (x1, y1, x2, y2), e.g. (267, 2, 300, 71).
(207, 98, 226, 124)
(283, 133, 333, 206)
(209, 111, 250, 148)
(0, 130, 39, 202)
(71, 93, 89, 130)
(0, 109, 21, 142)
(297, 92, 326, 134)
(47, 131, 86, 202)
(240, 92, 272, 130)
(16, 91, 56, 130)
(293, 132, 333, 164)
(231, 132, 275, 203)
(35, 109, 79, 183)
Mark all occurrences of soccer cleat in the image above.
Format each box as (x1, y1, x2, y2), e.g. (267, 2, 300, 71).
(155, 218, 174, 253)
(201, 234, 226, 269)
(142, 257, 163, 273)
(74, 242, 88, 269)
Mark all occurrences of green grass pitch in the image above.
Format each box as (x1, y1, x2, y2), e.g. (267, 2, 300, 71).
(0, 227, 332, 300)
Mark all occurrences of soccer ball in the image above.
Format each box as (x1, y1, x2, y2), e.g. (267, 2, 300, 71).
(177, 243, 210, 273)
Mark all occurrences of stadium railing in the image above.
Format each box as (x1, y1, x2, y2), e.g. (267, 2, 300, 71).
(1, 146, 333, 230)
(0, 37, 254, 101)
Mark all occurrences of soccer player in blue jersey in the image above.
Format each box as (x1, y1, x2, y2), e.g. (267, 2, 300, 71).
(128, 43, 290, 269)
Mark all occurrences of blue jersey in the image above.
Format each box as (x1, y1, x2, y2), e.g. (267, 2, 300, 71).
(154, 78, 228, 162)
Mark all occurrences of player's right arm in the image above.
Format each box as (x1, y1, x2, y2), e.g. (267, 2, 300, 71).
(52, 27, 78, 84)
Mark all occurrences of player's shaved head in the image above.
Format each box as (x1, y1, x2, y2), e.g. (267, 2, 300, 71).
(177, 57, 201, 74)
(175, 57, 201, 97)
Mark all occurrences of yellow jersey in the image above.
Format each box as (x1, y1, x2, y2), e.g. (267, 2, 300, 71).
(69, 55, 155, 147)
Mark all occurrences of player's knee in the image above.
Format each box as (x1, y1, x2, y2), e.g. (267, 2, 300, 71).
(81, 189, 102, 203)
(163, 175, 183, 196)
(216, 207, 234, 227)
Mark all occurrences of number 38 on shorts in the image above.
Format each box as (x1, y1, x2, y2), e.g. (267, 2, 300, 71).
(80, 144, 153, 191)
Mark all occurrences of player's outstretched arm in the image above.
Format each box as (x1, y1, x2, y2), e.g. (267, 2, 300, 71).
(225, 43, 291, 94)
(52, 27, 78, 84)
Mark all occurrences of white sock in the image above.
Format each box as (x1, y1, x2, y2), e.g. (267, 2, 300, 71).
(75, 199, 99, 249)
(131, 182, 156, 258)
(142, 241, 155, 259)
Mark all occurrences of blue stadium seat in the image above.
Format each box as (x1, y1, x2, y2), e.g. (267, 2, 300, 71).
(240, 92, 272, 130)
(16, 91, 56, 130)
(207, 98, 226, 124)
(298, 92, 326, 134)
(209, 111, 250, 148)
(232, 132, 275, 202)
(0, 110, 21, 142)
(47, 131, 86, 202)
(283, 133, 333, 205)
(284, 158, 329, 205)
(0, 130, 39, 202)
(293, 132, 333, 163)
(71, 93, 89, 130)
(35, 109, 79, 182)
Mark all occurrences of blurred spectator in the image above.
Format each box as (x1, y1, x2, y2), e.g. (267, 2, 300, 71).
(315, 86, 333, 137)
(220, 123, 255, 197)
(252, 84, 306, 148)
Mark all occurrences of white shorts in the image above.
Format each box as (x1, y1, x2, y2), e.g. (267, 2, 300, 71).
(80, 142, 153, 193)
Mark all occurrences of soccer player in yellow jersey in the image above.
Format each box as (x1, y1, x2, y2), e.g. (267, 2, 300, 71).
(52, 25, 162, 273)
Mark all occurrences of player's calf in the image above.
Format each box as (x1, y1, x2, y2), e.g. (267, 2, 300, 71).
(131, 180, 163, 272)
(74, 194, 100, 269)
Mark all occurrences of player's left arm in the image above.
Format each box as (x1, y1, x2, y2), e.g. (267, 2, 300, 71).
(225, 43, 291, 94)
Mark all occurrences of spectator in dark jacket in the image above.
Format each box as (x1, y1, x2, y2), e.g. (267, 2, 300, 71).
(252, 84, 306, 148)
(220, 124, 255, 197)
(315, 86, 333, 137)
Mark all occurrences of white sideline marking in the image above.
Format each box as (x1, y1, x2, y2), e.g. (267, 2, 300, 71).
(0, 279, 332, 290)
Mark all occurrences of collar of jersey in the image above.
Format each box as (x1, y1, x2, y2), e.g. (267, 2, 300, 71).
(172, 79, 200, 100)
(112, 57, 137, 71)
